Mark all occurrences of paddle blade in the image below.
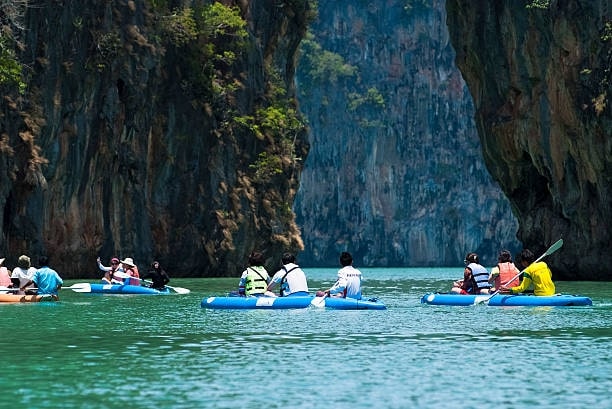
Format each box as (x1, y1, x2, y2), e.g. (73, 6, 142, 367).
(310, 296, 326, 308)
(68, 283, 92, 293)
(169, 286, 190, 295)
(544, 239, 563, 257)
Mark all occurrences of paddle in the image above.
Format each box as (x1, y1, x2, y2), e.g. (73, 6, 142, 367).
(474, 238, 564, 305)
(0, 286, 40, 293)
(114, 272, 191, 294)
(0, 283, 91, 293)
(64, 283, 94, 293)
(310, 292, 327, 308)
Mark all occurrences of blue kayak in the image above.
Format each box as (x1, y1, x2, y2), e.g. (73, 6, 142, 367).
(201, 295, 386, 310)
(420, 293, 592, 307)
(76, 283, 172, 295)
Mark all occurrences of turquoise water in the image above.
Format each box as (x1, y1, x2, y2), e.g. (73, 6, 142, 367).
(1, 267, 610, 409)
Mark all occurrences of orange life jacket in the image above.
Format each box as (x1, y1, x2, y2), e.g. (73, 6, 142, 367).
(495, 262, 519, 289)
(124, 266, 141, 286)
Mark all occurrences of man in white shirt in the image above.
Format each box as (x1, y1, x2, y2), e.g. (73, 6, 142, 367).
(11, 254, 37, 295)
(266, 253, 309, 297)
(322, 252, 362, 300)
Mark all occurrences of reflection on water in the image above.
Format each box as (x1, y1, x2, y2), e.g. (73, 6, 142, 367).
(0, 269, 610, 408)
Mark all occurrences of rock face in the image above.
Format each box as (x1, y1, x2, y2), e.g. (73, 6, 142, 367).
(0, 0, 311, 277)
(294, 0, 521, 267)
(446, 0, 612, 279)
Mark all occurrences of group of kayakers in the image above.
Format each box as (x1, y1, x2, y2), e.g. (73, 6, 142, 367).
(237, 251, 363, 300)
(96, 256, 170, 290)
(0, 253, 172, 298)
(0, 254, 64, 299)
(451, 248, 555, 296)
(1, 246, 557, 301)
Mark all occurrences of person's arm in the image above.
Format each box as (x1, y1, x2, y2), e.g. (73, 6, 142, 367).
(238, 271, 247, 295)
(266, 271, 281, 291)
(509, 272, 532, 294)
(488, 266, 500, 283)
(97, 257, 111, 272)
(328, 271, 347, 296)
(263, 270, 271, 285)
(266, 279, 278, 292)
(20, 279, 34, 291)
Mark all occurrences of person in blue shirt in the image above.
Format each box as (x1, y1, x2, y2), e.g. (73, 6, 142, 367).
(20, 255, 63, 300)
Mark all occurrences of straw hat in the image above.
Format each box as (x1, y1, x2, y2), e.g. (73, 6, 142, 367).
(120, 257, 135, 267)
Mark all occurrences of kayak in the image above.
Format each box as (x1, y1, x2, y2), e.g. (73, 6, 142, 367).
(80, 283, 172, 295)
(420, 293, 593, 307)
(201, 295, 387, 310)
(0, 293, 56, 303)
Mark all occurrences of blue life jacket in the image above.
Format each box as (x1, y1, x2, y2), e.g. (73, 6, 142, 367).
(468, 263, 491, 290)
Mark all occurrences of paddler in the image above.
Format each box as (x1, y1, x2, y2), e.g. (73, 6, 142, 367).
(504, 248, 555, 296)
(19, 255, 63, 301)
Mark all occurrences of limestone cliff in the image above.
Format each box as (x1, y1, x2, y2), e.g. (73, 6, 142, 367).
(446, 0, 611, 279)
(0, 0, 311, 277)
(294, 0, 521, 267)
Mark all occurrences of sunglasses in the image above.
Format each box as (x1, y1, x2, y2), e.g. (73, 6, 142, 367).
(111, 262, 119, 265)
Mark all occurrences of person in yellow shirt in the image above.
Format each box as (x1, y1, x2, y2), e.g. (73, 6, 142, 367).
(507, 248, 556, 296)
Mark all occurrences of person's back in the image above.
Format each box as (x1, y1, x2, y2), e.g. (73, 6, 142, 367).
(11, 255, 36, 294)
(509, 249, 555, 296)
(464, 253, 491, 294)
(338, 265, 362, 299)
(329, 252, 362, 300)
(239, 252, 270, 296)
(0, 258, 10, 287)
(244, 266, 269, 295)
(268, 253, 308, 297)
(495, 261, 520, 289)
(489, 250, 520, 291)
(31, 256, 63, 295)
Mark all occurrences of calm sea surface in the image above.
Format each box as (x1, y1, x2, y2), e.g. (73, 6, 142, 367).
(1, 267, 610, 409)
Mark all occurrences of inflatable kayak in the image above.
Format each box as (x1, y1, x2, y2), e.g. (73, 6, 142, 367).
(76, 283, 172, 295)
(420, 293, 593, 307)
(0, 293, 56, 303)
(201, 295, 386, 310)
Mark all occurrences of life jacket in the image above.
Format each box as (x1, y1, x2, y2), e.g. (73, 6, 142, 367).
(468, 263, 491, 290)
(124, 266, 140, 286)
(495, 262, 519, 289)
(245, 267, 268, 295)
(108, 267, 122, 284)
